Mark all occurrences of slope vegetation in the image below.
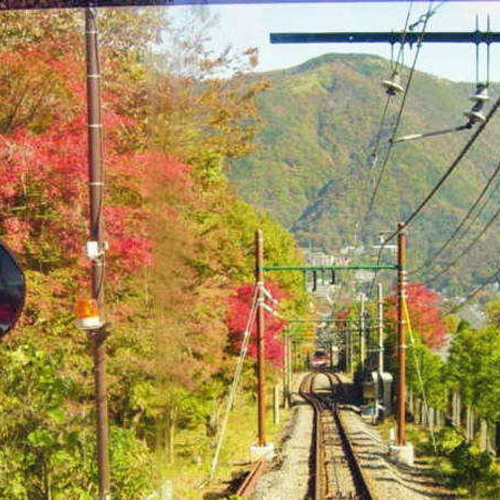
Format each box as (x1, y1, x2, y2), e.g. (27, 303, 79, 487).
(228, 53, 500, 291)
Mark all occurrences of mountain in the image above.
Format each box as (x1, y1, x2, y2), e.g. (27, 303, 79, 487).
(228, 53, 500, 292)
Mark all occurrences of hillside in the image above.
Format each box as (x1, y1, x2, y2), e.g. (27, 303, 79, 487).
(228, 53, 500, 292)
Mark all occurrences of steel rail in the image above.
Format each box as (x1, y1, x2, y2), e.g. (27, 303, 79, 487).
(299, 373, 325, 499)
(326, 373, 379, 500)
(235, 458, 267, 497)
(299, 372, 377, 500)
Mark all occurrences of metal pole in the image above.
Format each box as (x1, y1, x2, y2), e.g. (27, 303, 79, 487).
(378, 283, 384, 374)
(360, 295, 366, 372)
(287, 336, 292, 406)
(397, 222, 407, 446)
(255, 229, 266, 447)
(283, 332, 289, 408)
(85, 8, 110, 498)
(329, 342, 334, 371)
(348, 328, 353, 376)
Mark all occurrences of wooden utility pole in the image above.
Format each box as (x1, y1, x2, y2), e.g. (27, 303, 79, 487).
(85, 8, 110, 498)
(255, 229, 266, 447)
(378, 283, 384, 374)
(282, 331, 289, 408)
(397, 223, 407, 446)
(360, 294, 366, 372)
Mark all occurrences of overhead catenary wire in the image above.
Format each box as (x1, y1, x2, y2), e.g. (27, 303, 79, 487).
(409, 159, 500, 276)
(382, 90, 500, 247)
(359, 0, 415, 235)
(367, 2, 441, 299)
(365, 0, 437, 221)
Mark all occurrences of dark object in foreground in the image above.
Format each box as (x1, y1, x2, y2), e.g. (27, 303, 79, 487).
(0, 239, 25, 338)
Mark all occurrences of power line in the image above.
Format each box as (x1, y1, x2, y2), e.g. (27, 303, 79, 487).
(444, 266, 500, 316)
(450, 174, 500, 250)
(409, 160, 500, 276)
(424, 200, 500, 285)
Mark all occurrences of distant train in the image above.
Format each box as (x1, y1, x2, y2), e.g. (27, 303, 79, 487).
(310, 349, 329, 370)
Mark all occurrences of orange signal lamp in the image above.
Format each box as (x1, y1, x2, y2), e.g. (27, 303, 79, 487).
(74, 298, 103, 330)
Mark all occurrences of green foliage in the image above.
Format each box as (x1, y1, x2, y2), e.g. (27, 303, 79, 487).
(430, 427, 464, 457)
(447, 324, 500, 421)
(450, 442, 498, 497)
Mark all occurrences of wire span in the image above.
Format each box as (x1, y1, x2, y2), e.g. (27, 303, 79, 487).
(409, 160, 500, 276)
(424, 201, 500, 285)
(444, 265, 500, 316)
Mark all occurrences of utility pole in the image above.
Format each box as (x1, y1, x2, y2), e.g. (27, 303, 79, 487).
(397, 223, 407, 446)
(255, 229, 266, 447)
(378, 283, 384, 374)
(282, 331, 289, 408)
(348, 328, 353, 376)
(85, 8, 110, 498)
(360, 294, 366, 373)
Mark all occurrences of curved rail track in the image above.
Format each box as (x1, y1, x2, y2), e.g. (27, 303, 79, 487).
(299, 372, 378, 500)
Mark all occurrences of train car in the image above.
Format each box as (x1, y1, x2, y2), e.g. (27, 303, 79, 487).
(310, 348, 329, 371)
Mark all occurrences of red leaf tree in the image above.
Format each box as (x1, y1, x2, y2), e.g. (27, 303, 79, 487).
(386, 282, 446, 348)
(226, 282, 288, 366)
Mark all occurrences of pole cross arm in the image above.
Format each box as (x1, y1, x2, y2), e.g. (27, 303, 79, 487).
(270, 31, 500, 45)
(262, 264, 398, 271)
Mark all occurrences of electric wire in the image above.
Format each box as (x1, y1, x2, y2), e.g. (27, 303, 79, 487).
(424, 200, 500, 285)
(444, 265, 500, 316)
(451, 173, 500, 250)
(359, 1, 414, 236)
(409, 160, 500, 276)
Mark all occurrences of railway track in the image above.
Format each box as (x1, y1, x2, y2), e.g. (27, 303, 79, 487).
(299, 372, 378, 500)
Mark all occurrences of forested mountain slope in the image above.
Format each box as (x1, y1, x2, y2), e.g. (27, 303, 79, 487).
(228, 53, 500, 292)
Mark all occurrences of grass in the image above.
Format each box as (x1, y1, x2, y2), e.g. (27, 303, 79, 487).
(157, 389, 293, 499)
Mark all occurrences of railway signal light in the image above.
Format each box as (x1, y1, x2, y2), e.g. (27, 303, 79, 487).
(0, 239, 26, 338)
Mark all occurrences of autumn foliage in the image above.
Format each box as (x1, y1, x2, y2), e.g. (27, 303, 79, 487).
(386, 282, 446, 348)
(0, 9, 309, 497)
(226, 282, 288, 365)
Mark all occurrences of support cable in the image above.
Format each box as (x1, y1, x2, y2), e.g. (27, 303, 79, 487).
(409, 159, 500, 276)
(209, 285, 259, 479)
(403, 298, 437, 452)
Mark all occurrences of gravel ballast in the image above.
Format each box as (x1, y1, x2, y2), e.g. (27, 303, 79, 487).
(253, 373, 313, 500)
(253, 372, 454, 500)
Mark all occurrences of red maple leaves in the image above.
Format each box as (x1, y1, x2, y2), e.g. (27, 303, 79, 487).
(386, 282, 446, 348)
(226, 282, 288, 366)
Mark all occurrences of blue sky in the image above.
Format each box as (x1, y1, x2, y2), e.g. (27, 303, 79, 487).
(171, 1, 500, 82)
